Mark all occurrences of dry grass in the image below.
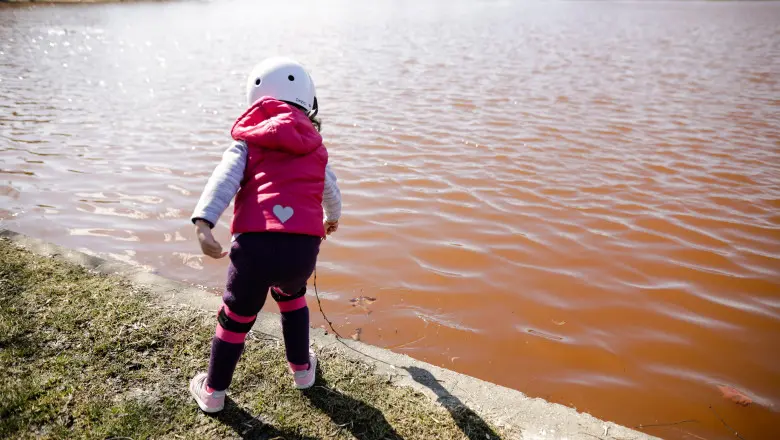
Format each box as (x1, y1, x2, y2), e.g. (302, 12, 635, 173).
(0, 238, 503, 439)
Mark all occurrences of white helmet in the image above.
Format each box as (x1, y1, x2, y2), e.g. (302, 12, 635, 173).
(245, 57, 318, 116)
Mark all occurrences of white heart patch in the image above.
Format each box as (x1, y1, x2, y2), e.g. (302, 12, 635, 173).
(272, 205, 294, 223)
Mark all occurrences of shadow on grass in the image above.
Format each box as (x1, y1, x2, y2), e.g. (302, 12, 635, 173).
(302, 375, 404, 440)
(404, 366, 501, 440)
(214, 375, 405, 440)
(215, 366, 500, 440)
(213, 397, 319, 440)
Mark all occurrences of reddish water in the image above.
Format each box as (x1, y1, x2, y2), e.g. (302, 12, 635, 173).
(2, 1, 779, 438)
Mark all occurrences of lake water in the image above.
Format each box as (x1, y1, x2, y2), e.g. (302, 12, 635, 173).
(1, 1, 779, 438)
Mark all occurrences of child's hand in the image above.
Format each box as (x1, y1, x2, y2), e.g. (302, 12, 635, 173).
(323, 220, 339, 239)
(195, 220, 228, 259)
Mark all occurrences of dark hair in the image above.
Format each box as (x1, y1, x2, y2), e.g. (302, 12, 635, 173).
(309, 114, 322, 132)
(287, 102, 321, 132)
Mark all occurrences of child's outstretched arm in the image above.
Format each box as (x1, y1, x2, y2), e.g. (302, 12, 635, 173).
(191, 141, 247, 257)
(322, 163, 342, 238)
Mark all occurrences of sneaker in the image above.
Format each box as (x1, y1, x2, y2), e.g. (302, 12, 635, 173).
(189, 372, 225, 413)
(293, 349, 317, 389)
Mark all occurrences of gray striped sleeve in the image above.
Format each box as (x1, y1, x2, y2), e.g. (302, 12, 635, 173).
(323, 163, 342, 222)
(191, 141, 247, 228)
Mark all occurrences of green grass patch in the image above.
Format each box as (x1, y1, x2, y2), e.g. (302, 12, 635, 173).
(0, 238, 503, 439)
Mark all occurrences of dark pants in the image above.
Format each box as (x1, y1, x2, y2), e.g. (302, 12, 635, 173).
(207, 232, 320, 391)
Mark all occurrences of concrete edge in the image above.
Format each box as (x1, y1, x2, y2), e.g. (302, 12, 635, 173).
(1, 229, 657, 440)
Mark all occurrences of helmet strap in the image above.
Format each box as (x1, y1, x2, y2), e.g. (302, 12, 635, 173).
(309, 97, 319, 118)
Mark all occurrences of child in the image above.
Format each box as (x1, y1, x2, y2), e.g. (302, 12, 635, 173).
(188, 57, 342, 413)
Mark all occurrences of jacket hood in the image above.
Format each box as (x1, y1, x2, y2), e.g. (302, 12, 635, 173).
(230, 97, 322, 155)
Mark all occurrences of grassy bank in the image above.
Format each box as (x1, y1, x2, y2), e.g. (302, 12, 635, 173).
(0, 238, 503, 439)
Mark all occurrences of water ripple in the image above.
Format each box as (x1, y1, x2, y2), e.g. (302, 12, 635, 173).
(2, 1, 780, 437)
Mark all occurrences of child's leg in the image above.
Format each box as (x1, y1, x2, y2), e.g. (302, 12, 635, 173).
(271, 234, 321, 372)
(207, 238, 271, 391)
(272, 287, 310, 371)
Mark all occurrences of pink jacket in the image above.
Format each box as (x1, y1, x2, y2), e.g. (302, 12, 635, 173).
(230, 97, 327, 237)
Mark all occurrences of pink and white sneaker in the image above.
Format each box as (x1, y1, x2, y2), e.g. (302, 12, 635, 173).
(292, 349, 317, 389)
(189, 372, 225, 413)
